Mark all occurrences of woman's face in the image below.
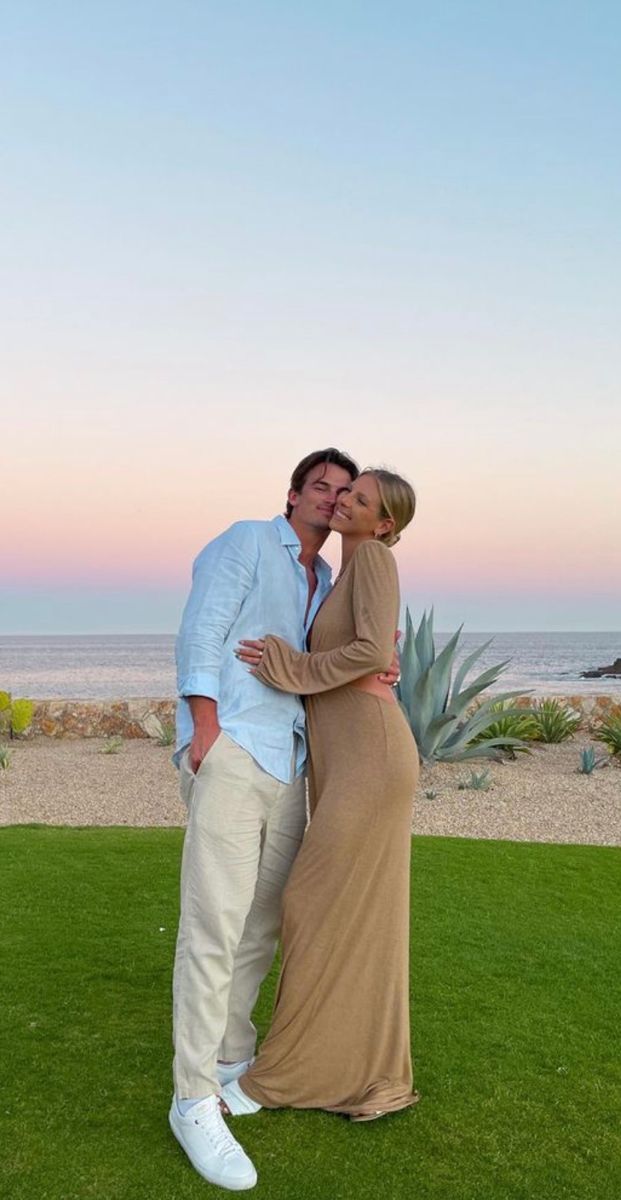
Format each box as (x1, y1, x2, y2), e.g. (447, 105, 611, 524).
(330, 473, 393, 540)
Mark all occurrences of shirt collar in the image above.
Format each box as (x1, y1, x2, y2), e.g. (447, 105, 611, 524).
(271, 515, 333, 582)
(272, 514, 301, 548)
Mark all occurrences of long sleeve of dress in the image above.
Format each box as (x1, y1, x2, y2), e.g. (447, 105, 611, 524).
(254, 539, 399, 695)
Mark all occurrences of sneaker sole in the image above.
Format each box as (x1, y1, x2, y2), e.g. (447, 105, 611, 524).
(168, 1108, 257, 1191)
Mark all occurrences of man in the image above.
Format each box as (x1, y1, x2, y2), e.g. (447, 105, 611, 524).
(169, 448, 359, 1190)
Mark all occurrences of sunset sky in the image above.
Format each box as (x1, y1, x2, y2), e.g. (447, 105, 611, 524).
(3, 2, 620, 633)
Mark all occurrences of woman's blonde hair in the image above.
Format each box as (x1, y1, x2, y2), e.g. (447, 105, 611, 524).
(361, 468, 416, 547)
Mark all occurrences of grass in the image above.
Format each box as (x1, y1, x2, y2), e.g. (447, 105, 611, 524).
(1, 828, 620, 1200)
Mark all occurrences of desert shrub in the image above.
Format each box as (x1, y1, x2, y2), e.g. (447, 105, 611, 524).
(101, 736, 123, 755)
(0, 692, 34, 738)
(471, 699, 538, 757)
(531, 699, 581, 743)
(592, 713, 621, 757)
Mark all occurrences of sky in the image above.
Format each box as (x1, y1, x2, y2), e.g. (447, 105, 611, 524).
(2, 1, 620, 633)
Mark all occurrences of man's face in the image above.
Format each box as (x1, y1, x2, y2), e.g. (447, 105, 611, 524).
(288, 463, 355, 532)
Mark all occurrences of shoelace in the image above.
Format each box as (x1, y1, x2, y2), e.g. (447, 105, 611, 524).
(193, 1103, 240, 1159)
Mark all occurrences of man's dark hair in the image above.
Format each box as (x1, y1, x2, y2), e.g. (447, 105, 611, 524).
(285, 448, 359, 518)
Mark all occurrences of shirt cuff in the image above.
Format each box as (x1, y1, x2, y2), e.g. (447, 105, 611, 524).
(178, 671, 220, 702)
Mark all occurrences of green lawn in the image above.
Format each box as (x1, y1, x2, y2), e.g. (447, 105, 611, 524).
(1, 827, 620, 1200)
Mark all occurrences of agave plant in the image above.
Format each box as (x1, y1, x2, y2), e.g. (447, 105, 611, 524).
(577, 747, 609, 775)
(396, 609, 531, 762)
(457, 769, 492, 791)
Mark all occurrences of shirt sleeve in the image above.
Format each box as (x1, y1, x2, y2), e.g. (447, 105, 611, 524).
(255, 540, 398, 695)
(176, 522, 259, 702)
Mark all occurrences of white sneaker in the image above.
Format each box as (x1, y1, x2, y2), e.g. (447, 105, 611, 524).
(169, 1095, 257, 1190)
(219, 1078, 263, 1116)
(217, 1058, 254, 1087)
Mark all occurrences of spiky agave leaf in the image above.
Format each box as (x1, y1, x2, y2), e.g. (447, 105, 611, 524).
(414, 609, 436, 674)
(397, 617, 424, 716)
(428, 628, 463, 715)
(442, 693, 532, 747)
(449, 638, 495, 704)
(399, 670, 452, 757)
(437, 699, 531, 762)
(401, 633, 464, 747)
(438, 736, 526, 763)
(444, 663, 513, 722)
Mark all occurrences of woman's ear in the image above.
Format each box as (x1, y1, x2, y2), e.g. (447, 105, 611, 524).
(374, 517, 395, 540)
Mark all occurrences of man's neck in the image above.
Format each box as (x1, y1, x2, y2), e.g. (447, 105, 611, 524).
(287, 515, 329, 567)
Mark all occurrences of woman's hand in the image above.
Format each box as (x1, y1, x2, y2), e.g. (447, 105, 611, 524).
(235, 638, 266, 669)
(377, 630, 401, 687)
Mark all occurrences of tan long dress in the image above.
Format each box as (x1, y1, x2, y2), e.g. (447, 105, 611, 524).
(241, 538, 420, 1118)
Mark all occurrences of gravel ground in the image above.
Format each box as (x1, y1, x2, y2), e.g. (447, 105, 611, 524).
(1, 737, 620, 846)
(417, 745, 621, 846)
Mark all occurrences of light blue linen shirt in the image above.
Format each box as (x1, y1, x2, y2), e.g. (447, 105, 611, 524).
(175, 516, 333, 783)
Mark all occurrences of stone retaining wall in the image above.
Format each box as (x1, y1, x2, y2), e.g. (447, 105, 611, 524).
(30, 699, 176, 739)
(19, 694, 621, 739)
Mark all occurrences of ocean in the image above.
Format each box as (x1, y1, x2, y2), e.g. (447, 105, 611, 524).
(1, 632, 620, 700)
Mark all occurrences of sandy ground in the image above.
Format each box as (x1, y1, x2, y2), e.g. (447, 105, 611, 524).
(1, 736, 620, 846)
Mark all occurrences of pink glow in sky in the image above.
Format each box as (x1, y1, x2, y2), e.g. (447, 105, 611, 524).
(8, 409, 621, 614)
(3, 4, 621, 631)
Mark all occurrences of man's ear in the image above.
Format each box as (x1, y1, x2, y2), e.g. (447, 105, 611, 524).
(287, 488, 299, 510)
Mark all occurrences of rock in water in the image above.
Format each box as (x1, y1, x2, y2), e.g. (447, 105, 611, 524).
(581, 657, 621, 678)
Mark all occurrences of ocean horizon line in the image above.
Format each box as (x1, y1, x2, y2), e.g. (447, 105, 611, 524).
(3, 629, 620, 701)
(3, 630, 621, 639)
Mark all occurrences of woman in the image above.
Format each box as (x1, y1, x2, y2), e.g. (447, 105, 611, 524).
(222, 469, 419, 1121)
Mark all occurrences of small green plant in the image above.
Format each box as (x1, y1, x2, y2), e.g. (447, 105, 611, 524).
(471, 699, 538, 757)
(0, 691, 34, 739)
(101, 735, 123, 755)
(458, 769, 492, 791)
(577, 747, 609, 775)
(531, 699, 581, 744)
(424, 789, 438, 800)
(0, 745, 11, 769)
(156, 723, 176, 747)
(592, 712, 621, 758)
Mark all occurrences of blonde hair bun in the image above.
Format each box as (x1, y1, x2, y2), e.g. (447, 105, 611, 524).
(363, 468, 416, 545)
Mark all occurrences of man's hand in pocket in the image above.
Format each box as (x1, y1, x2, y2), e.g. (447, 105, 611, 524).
(188, 696, 221, 774)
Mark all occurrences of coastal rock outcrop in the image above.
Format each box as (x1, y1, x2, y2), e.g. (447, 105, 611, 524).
(581, 657, 621, 679)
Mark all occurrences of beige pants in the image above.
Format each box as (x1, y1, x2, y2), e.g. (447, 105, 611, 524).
(172, 732, 307, 1099)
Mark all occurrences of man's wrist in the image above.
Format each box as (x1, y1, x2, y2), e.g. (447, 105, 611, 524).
(188, 695, 220, 733)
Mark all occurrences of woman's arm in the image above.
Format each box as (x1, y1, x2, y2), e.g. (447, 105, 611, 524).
(251, 540, 399, 695)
